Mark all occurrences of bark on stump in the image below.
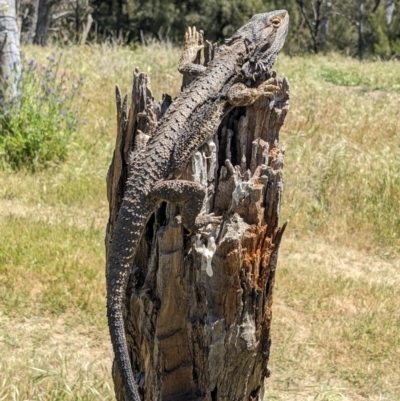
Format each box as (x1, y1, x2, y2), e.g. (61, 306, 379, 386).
(106, 50, 289, 401)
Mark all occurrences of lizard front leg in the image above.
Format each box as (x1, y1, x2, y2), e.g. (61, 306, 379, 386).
(178, 26, 206, 77)
(151, 180, 221, 232)
(228, 78, 281, 107)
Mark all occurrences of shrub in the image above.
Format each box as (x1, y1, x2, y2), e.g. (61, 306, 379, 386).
(0, 53, 85, 170)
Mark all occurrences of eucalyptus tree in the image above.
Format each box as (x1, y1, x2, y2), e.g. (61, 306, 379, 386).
(0, 0, 21, 105)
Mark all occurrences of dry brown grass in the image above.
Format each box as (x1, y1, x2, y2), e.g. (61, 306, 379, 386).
(0, 315, 114, 400)
(266, 234, 400, 400)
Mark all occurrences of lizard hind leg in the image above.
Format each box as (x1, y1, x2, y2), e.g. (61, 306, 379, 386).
(151, 180, 221, 232)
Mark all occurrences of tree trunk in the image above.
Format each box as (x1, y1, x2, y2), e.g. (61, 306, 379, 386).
(106, 42, 289, 401)
(296, 0, 332, 53)
(33, 0, 59, 45)
(15, 0, 21, 39)
(0, 0, 22, 105)
(358, 0, 365, 60)
(19, 0, 39, 44)
(385, 0, 396, 25)
(317, 0, 333, 53)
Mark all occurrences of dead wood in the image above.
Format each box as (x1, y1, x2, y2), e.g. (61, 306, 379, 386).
(106, 47, 289, 401)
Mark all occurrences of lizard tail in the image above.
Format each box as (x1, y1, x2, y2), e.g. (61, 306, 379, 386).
(106, 198, 153, 401)
(107, 306, 142, 401)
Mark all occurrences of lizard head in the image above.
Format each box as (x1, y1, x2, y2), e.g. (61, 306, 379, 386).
(227, 10, 289, 80)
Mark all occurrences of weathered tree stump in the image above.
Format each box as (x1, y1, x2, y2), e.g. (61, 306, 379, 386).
(106, 40, 289, 401)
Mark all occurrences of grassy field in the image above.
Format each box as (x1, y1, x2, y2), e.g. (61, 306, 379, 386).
(0, 43, 399, 400)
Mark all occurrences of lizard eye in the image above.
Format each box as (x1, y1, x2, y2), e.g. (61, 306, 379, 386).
(271, 17, 281, 28)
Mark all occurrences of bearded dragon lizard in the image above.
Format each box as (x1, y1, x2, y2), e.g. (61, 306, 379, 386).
(107, 10, 289, 401)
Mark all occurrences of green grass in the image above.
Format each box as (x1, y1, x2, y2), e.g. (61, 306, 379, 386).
(0, 216, 105, 319)
(0, 45, 399, 400)
(275, 54, 400, 253)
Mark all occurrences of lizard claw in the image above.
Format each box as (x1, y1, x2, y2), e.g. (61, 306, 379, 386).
(195, 212, 222, 229)
(137, 110, 157, 132)
(264, 77, 278, 85)
(258, 78, 281, 99)
(183, 26, 204, 62)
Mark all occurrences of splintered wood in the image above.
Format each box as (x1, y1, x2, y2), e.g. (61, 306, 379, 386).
(106, 62, 289, 401)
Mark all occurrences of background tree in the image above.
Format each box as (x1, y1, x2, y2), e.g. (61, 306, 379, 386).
(0, 0, 22, 105)
(356, 0, 382, 60)
(90, 0, 273, 43)
(14, 0, 400, 59)
(294, 0, 333, 53)
(370, 0, 400, 57)
(33, 0, 62, 45)
(17, 0, 90, 45)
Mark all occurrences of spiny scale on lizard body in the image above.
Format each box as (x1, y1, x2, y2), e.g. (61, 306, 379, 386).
(106, 10, 289, 401)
